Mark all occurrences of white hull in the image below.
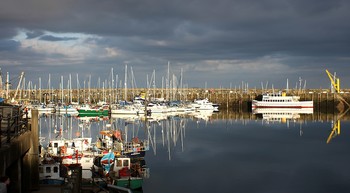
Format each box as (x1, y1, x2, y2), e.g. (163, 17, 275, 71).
(37, 107, 55, 113)
(55, 108, 78, 114)
(252, 100, 313, 108)
(253, 108, 314, 114)
(111, 108, 142, 115)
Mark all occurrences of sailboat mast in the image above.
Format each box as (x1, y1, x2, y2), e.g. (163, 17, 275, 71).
(180, 68, 183, 101)
(39, 77, 41, 103)
(76, 73, 79, 104)
(6, 72, 10, 99)
(88, 74, 91, 103)
(167, 61, 170, 101)
(124, 64, 127, 101)
(0, 68, 3, 98)
(111, 67, 114, 104)
(61, 76, 64, 104)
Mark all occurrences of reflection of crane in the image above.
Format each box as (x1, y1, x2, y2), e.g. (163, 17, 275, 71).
(326, 107, 350, 144)
(327, 120, 340, 144)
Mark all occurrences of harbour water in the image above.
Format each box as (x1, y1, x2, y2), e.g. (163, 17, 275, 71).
(38, 110, 350, 193)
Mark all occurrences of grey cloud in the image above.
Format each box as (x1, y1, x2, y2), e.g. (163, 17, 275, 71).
(25, 31, 44, 39)
(1, 0, 350, 88)
(39, 35, 78, 42)
(0, 39, 20, 51)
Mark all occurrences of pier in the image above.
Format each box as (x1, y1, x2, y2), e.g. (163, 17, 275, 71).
(0, 106, 37, 193)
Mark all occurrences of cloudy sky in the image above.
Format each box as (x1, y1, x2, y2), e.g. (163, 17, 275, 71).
(1, 0, 350, 90)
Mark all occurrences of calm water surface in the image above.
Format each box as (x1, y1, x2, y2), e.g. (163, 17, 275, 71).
(39, 111, 350, 193)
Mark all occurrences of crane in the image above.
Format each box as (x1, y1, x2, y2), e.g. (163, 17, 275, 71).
(11, 72, 25, 104)
(325, 69, 349, 107)
(325, 69, 340, 93)
(324, 69, 350, 143)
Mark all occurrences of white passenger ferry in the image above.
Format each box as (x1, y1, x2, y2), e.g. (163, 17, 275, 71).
(252, 92, 313, 109)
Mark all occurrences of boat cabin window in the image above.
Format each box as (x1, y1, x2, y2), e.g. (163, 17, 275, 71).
(117, 160, 123, 167)
(54, 143, 58, 148)
(46, 167, 51, 173)
(116, 159, 130, 167)
(123, 160, 129, 167)
(53, 166, 59, 173)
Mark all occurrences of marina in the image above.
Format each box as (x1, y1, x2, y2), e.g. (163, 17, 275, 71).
(2, 0, 350, 192)
(1, 69, 350, 192)
(2, 100, 350, 192)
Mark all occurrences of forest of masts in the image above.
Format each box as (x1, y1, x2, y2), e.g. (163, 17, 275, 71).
(1, 66, 349, 109)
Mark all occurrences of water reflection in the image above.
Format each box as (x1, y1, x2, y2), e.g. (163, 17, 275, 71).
(38, 108, 350, 192)
(38, 108, 350, 156)
(253, 108, 313, 123)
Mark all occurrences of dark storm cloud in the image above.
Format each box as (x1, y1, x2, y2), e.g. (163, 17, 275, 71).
(1, 0, 350, 88)
(0, 40, 20, 51)
(25, 31, 44, 39)
(39, 35, 78, 42)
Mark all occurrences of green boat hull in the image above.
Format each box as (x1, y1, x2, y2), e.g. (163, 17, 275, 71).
(77, 109, 109, 116)
(114, 178, 143, 190)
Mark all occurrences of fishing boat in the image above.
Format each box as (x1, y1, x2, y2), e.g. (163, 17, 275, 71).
(110, 157, 147, 190)
(39, 162, 65, 185)
(47, 137, 92, 156)
(251, 92, 313, 109)
(97, 130, 149, 158)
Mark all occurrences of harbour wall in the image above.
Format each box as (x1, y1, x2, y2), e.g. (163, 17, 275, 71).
(3, 88, 350, 111)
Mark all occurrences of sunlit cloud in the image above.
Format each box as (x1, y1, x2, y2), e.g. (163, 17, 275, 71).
(13, 29, 105, 62)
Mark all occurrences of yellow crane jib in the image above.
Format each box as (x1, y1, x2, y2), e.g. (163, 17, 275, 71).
(325, 69, 340, 93)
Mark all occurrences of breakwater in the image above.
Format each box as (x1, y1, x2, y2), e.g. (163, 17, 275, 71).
(3, 88, 350, 111)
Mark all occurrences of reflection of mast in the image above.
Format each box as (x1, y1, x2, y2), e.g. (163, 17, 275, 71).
(144, 115, 187, 160)
(167, 119, 171, 160)
(146, 121, 157, 155)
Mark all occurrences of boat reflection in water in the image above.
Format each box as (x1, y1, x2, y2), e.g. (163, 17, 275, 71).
(253, 108, 313, 124)
(36, 108, 350, 192)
